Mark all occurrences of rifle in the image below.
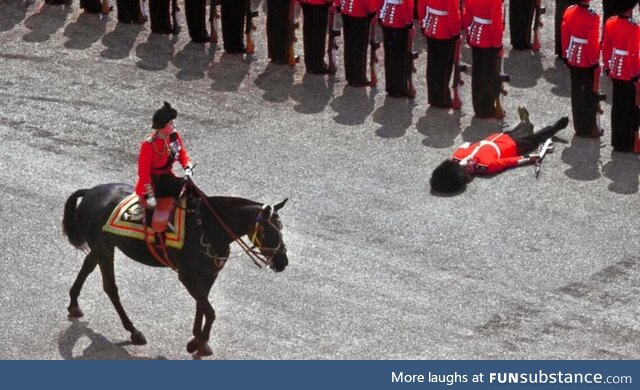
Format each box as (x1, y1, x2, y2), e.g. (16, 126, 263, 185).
(535, 137, 554, 179)
(210, 0, 220, 44)
(171, 0, 180, 35)
(451, 36, 467, 109)
(245, 1, 258, 54)
(369, 15, 380, 87)
(495, 1, 509, 119)
(101, 0, 110, 15)
(532, 0, 545, 51)
(406, 25, 418, 98)
(327, 4, 341, 73)
(635, 81, 640, 152)
(288, 0, 300, 66)
(593, 65, 606, 137)
(136, 0, 148, 24)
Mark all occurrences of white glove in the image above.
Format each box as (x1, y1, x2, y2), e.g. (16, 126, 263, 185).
(184, 165, 193, 178)
(146, 195, 157, 208)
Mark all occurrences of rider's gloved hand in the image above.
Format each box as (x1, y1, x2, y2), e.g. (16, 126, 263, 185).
(146, 195, 157, 208)
(184, 164, 193, 178)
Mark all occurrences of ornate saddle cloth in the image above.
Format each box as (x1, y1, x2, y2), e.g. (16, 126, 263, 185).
(102, 193, 187, 249)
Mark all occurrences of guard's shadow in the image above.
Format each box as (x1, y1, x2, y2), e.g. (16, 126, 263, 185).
(372, 96, 415, 138)
(101, 22, 145, 60)
(1, 0, 30, 33)
(602, 151, 640, 194)
(504, 50, 544, 88)
(290, 73, 335, 114)
(330, 85, 376, 126)
(58, 321, 167, 360)
(136, 33, 178, 71)
(542, 56, 571, 98)
(63, 12, 108, 50)
(461, 116, 507, 143)
(23, 2, 73, 43)
(561, 136, 603, 181)
(255, 63, 296, 104)
(173, 42, 215, 81)
(416, 106, 463, 149)
(208, 52, 252, 92)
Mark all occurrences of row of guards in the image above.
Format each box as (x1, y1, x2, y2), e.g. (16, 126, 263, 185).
(55, 0, 640, 152)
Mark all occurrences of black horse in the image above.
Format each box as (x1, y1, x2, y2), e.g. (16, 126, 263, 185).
(62, 182, 288, 356)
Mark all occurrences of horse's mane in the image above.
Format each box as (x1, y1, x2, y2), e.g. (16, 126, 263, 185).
(203, 196, 262, 210)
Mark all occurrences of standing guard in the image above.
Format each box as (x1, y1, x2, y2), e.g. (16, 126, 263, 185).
(184, 0, 210, 43)
(298, 0, 333, 73)
(602, 0, 640, 152)
(417, 0, 463, 107)
(463, 0, 505, 118)
(379, 0, 417, 96)
(554, 0, 578, 56)
(116, 0, 146, 23)
(338, 0, 381, 86)
(561, 0, 603, 138)
(220, 0, 249, 53)
(149, 0, 177, 34)
(267, 0, 297, 65)
(509, 0, 535, 50)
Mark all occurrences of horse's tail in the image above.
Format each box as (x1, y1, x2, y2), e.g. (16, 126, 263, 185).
(63, 189, 88, 251)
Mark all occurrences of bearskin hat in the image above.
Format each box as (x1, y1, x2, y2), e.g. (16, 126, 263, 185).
(609, 0, 637, 14)
(152, 101, 177, 129)
(430, 160, 470, 194)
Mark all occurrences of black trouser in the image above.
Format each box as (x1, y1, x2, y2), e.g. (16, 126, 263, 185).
(610, 79, 638, 151)
(383, 25, 410, 96)
(149, 0, 172, 34)
(471, 46, 501, 118)
(153, 174, 186, 199)
(185, 0, 208, 42)
(554, 0, 573, 56)
(570, 66, 599, 137)
(507, 123, 563, 154)
(221, 0, 247, 53)
(426, 37, 456, 107)
(510, 0, 535, 50)
(267, 0, 293, 64)
(80, 0, 101, 13)
(301, 3, 329, 73)
(116, 0, 143, 23)
(343, 14, 370, 85)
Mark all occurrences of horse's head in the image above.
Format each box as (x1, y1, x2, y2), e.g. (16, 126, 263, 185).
(249, 199, 289, 272)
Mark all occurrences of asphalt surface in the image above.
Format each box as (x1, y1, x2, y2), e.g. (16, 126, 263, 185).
(0, 0, 638, 360)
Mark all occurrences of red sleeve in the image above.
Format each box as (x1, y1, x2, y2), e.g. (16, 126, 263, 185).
(631, 26, 640, 79)
(602, 19, 613, 71)
(462, 0, 472, 29)
(334, 0, 340, 6)
(485, 156, 522, 173)
(560, 9, 571, 58)
(448, 0, 462, 35)
(405, 0, 415, 25)
(175, 132, 191, 168)
(366, 0, 378, 14)
(588, 15, 600, 65)
(417, 0, 426, 21)
(137, 142, 153, 195)
(491, 0, 503, 47)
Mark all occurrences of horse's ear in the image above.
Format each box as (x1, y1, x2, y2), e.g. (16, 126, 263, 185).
(273, 198, 288, 212)
(260, 205, 273, 219)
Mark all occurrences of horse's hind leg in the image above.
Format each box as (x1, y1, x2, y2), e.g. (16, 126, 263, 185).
(97, 246, 147, 345)
(68, 251, 98, 318)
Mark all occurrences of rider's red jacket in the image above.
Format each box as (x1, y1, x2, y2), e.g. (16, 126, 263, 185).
(134, 131, 191, 196)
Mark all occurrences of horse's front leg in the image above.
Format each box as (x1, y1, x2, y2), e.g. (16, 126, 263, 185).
(186, 301, 214, 356)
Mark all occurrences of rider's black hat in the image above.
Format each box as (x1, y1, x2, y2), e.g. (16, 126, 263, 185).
(152, 101, 177, 129)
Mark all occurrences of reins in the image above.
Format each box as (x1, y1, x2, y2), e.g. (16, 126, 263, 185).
(186, 178, 273, 269)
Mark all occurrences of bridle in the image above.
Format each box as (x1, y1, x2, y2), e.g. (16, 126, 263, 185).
(188, 179, 285, 269)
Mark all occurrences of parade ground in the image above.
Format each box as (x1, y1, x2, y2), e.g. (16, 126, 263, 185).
(0, 0, 638, 360)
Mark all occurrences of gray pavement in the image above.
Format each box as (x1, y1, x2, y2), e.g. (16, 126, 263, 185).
(0, 0, 638, 360)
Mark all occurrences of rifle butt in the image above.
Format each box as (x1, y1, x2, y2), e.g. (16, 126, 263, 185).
(101, 0, 110, 15)
(634, 130, 640, 153)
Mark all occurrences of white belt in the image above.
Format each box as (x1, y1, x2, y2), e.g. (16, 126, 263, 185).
(570, 36, 588, 44)
(473, 16, 492, 25)
(385, 0, 402, 4)
(613, 48, 628, 56)
(460, 139, 502, 165)
(426, 6, 448, 16)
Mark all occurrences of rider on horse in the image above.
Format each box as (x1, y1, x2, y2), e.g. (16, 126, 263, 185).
(135, 101, 193, 233)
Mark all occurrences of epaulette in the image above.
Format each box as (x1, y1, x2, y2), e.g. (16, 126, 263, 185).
(145, 135, 156, 143)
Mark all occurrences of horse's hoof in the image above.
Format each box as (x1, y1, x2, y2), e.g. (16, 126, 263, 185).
(186, 338, 199, 354)
(67, 306, 84, 318)
(131, 331, 147, 345)
(197, 343, 213, 357)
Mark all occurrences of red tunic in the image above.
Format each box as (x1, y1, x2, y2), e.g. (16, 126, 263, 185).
(561, 4, 600, 67)
(451, 133, 523, 174)
(417, 0, 462, 39)
(335, 0, 380, 17)
(462, 0, 503, 48)
(602, 16, 640, 81)
(378, 0, 414, 28)
(134, 131, 191, 196)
